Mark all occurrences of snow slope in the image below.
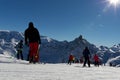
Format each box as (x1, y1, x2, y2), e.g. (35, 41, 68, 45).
(0, 55, 120, 80)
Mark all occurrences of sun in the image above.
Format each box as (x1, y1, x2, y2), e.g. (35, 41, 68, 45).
(103, 0, 120, 11)
(109, 0, 119, 6)
(107, 0, 120, 7)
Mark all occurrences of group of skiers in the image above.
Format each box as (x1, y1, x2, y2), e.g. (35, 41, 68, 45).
(15, 22, 41, 64)
(68, 47, 100, 67)
(15, 22, 100, 66)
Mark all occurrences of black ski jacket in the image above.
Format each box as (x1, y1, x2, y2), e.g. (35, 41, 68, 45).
(83, 47, 90, 58)
(25, 27, 41, 45)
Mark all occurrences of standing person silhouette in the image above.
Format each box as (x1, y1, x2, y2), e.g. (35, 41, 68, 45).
(15, 40, 23, 60)
(83, 47, 91, 67)
(24, 22, 41, 63)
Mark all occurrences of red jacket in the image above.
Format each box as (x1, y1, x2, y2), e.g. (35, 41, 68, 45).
(94, 54, 99, 62)
(69, 55, 74, 61)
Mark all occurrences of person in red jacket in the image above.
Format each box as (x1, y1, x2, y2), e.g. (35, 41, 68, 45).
(93, 54, 99, 67)
(68, 54, 74, 65)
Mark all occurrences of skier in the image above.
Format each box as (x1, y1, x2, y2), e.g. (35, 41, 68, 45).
(68, 54, 74, 65)
(93, 54, 99, 67)
(82, 47, 91, 67)
(15, 40, 23, 60)
(24, 22, 41, 63)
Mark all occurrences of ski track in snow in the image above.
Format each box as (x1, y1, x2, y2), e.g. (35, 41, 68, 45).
(0, 62, 120, 80)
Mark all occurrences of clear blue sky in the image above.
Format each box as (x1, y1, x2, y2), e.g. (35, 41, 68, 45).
(0, 0, 120, 47)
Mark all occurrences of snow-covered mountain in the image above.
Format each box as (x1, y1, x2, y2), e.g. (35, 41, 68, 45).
(0, 30, 120, 65)
(0, 30, 23, 57)
(98, 44, 120, 66)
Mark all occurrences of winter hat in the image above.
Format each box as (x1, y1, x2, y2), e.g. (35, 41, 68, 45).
(28, 22, 34, 28)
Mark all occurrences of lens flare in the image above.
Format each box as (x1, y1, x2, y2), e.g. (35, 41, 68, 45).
(103, 0, 120, 12)
(107, 0, 120, 7)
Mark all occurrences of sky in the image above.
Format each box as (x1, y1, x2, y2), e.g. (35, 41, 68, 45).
(0, 0, 120, 47)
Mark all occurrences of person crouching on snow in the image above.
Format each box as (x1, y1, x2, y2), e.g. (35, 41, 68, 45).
(68, 54, 74, 65)
(93, 54, 99, 67)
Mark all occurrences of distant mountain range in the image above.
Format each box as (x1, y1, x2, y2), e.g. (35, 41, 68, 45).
(0, 30, 120, 66)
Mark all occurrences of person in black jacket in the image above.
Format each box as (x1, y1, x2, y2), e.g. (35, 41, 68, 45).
(83, 47, 91, 67)
(24, 22, 41, 63)
(15, 40, 23, 60)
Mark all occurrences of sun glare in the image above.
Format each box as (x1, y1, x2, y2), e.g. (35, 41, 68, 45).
(103, 0, 120, 11)
(107, 0, 120, 7)
(109, 0, 119, 5)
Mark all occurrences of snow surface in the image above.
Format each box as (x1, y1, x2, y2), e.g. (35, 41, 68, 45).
(0, 54, 120, 80)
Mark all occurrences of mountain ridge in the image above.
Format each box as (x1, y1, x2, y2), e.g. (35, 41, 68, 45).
(0, 30, 120, 66)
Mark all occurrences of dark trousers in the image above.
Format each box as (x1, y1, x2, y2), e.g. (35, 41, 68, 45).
(17, 50, 23, 60)
(94, 61, 99, 67)
(83, 57, 90, 67)
(68, 60, 74, 65)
